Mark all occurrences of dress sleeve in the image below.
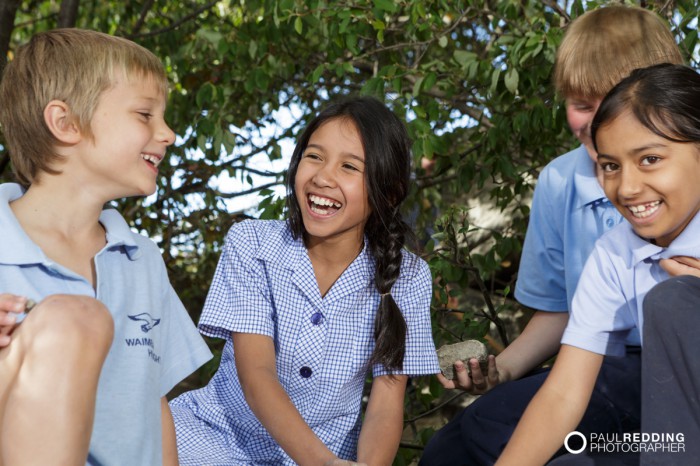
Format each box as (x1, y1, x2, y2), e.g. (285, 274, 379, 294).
(197, 222, 275, 341)
(514, 167, 569, 312)
(373, 255, 439, 377)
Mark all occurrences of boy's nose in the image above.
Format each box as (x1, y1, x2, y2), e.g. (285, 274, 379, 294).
(158, 121, 176, 146)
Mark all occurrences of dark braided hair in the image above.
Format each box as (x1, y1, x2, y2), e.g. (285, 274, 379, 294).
(286, 96, 414, 371)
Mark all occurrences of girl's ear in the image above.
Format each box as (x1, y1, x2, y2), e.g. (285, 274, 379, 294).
(43, 100, 82, 144)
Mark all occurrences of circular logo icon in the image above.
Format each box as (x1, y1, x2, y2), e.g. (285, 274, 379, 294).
(564, 431, 587, 454)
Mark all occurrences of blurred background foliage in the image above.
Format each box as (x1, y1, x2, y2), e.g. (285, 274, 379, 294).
(1, 0, 698, 462)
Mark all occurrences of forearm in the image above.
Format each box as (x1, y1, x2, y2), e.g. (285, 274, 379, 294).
(234, 333, 335, 465)
(496, 311, 568, 381)
(497, 345, 603, 465)
(496, 384, 584, 464)
(357, 376, 407, 466)
(161, 397, 178, 466)
(356, 406, 403, 466)
(243, 374, 335, 465)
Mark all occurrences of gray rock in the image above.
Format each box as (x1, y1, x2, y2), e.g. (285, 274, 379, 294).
(436, 340, 489, 380)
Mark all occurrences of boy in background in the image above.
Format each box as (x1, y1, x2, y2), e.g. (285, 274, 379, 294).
(0, 29, 211, 465)
(422, 5, 685, 465)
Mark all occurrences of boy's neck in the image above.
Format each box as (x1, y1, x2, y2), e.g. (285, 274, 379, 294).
(10, 179, 108, 288)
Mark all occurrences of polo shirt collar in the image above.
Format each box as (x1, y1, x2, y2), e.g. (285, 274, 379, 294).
(0, 183, 45, 265)
(0, 183, 140, 266)
(572, 145, 608, 208)
(99, 208, 141, 260)
(628, 212, 700, 266)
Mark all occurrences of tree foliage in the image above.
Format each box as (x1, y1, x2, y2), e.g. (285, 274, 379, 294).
(1, 0, 698, 462)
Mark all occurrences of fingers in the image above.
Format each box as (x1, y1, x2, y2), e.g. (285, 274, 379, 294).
(660, 257, 700, 278)
(437, 355, 501, 395)
(486, 354, 500, 386)
(436, 372, 457, 389)
(468, 359, 489, 393)
(0, 294, 28, 347)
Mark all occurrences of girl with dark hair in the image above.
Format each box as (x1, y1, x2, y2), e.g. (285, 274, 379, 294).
(498, 63, 700, 465)
(170, 96, 439, 466)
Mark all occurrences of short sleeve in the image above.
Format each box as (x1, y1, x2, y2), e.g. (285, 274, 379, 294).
(197, 222, 275, 340)
(561, 245, 636, 356)
(372, 255, 439, 377)
(514, 166, 568, 312)
(158, 280, 213, 395)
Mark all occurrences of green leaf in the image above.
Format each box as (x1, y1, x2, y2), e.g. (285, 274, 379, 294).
(294, 16, 303, 35)
(504, 68, 519, 94)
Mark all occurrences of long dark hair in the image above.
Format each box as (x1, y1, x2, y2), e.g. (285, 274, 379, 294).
(592, 64, 700, 149)
(286, 96, 413, 371)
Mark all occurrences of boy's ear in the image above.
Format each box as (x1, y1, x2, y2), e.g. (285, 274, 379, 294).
(43, 100, 82, 144)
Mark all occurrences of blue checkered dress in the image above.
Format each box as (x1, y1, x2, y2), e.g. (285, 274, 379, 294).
(170, 220, 439, 465)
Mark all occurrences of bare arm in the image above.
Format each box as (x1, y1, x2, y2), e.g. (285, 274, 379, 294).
(161, 396, 179, 466)
(233, 332, 341, 466)
(356, 374, 408, 466)
(438, 311, 568, 393)
(496, 344, 604, 465)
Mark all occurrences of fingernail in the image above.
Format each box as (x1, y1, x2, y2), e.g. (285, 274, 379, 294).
(12, 298, 26, 312)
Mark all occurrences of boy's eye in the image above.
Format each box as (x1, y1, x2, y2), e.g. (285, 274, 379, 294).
(641, 155, 661, 166)
(138, 112, 153, 120)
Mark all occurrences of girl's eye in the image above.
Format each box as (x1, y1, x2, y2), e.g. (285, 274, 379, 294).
(304, 153, 321, 160)
(138, 112, 153, 120)
(600, 162, 619, 173)
(641, 155, 661, 166)
(343, 163, 359, 171)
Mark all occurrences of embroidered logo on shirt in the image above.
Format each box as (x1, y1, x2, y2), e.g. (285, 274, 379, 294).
(127, 313, 161, 333)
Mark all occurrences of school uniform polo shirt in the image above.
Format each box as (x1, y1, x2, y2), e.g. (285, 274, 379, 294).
(170, 220, 439, 465)
(562, 211, 700, 357)
(0, 183, 212, 466)
(515, 145, 624, 310)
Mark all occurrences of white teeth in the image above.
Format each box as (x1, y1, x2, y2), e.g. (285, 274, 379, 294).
(309, 194, 341, 208)
(141, 153, 161, 167)
(628, 201, 661, 218)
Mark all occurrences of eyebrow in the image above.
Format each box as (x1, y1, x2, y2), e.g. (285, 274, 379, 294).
(598, 142, 669, 160)
(305, 143, 365, 163)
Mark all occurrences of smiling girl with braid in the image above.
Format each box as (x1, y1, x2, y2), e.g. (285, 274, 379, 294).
(170, 96, 439, 466)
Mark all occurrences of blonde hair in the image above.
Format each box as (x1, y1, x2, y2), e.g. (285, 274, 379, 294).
(0, 28, 168, 186)
(554, 4, 683, 99)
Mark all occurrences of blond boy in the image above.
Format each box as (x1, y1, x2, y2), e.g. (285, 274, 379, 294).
(0, 29, 211, 465)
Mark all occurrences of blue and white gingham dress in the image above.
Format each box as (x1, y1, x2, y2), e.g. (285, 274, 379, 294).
(170, 220, 439, 465)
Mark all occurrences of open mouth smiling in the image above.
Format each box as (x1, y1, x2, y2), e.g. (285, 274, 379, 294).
(141, 152, 163, 168)
(308, 194, 342, 216)
(627, 200, 661, 219)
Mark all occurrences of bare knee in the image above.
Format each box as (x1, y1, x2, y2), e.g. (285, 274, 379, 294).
(27, 294, 114, 357)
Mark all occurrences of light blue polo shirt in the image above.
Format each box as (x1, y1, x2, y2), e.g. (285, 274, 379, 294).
(514, 145, 640, 345)
(0, 183, 212, 466)
(170, 220, 439, 465)
(562, 211, 700, 357)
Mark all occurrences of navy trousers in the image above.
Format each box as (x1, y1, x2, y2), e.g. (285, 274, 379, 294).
(420, 350, 642, 466)
(640, 275, 700, 465)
